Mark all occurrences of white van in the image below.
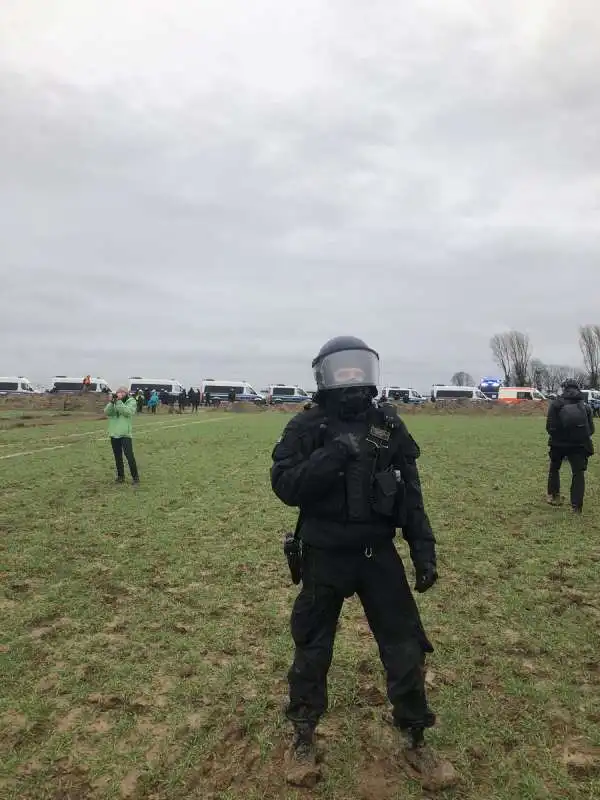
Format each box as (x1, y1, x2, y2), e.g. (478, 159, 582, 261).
(497, 387, 545, 403)
(381, 387, 426, 404)
(267, 384, 311, 404)
(200, 379, 265, 405)
(580, 390, 600, 410)
(0, 376, 35, 395)
(127, 377, 185, 400)
(431, 385, 490, 401)
(50, 376, 112, 393)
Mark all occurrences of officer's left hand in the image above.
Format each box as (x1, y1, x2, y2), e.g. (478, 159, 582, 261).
(414, 564, 438, 593)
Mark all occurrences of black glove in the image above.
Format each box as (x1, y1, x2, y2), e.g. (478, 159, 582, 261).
(333, 432, 361, 459)
(414, 563, 438, 593)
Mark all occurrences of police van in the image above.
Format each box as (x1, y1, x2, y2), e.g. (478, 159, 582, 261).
(0, 376, 35, 395)
(266, 384, 311, 404)
(579, 390, 600, 410)
(430, 385, 490, 401)
(50, 376, 112, 393)
(200, 379, 265, 405)
(127, 377, 185, 401)
(380, 386, 426, 404)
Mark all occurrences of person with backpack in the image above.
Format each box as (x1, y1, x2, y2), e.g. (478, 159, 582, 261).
(546, 379, 595, 513)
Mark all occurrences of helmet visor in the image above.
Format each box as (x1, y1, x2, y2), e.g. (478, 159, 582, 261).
(314, 349, 380, 391)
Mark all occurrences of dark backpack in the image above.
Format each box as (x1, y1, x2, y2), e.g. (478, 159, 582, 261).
(559, 401, 590, 443)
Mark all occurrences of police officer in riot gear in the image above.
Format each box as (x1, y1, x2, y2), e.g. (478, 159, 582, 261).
(271, 336, 456, 789)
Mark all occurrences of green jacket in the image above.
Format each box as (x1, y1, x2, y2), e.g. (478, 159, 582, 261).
(104, 396, 137, 438)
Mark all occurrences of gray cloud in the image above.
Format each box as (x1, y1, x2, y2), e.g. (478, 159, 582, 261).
(1, 1, 600, 392)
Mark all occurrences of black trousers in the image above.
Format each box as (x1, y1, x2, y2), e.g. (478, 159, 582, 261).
(286, 541, 435, 731)
(548, 447, 588, 509)
(111, 436, 139, 480)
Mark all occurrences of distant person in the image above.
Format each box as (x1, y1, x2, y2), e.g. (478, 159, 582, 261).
(228, 387, 236, 403)
(178, 388, 187, 413)
(82, 374, 91, 391)
(204, 389, 211, 407)
(188, 387, 200, 412)
(104, 387, 139, 485)
(546, 379, 595, 513)
(147, 389, 160, 414)
(135, 389, 145, 413)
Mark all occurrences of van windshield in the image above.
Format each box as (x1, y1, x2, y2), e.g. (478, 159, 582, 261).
(204, 385, 239, 395)
(53, 381, 83, 391)
(436, 389, 473, 398)
(131, 383, 172, 393)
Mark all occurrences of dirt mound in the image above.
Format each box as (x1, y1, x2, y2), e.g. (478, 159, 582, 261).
(0, 393, 108, 413)
(264, 400, 549, 416)
(391, 400, 549, 416)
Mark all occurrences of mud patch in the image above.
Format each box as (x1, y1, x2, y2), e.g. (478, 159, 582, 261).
(560, 737, 600, 778)
(56, 707, 85, 733)
(0, 711, 28, 750)
(357, 765, 397, 800)
(85, 694, 151, 713)
(47, 758, 92, 800)
(120, 769, 143, 798)
(86, 717, 113, 735)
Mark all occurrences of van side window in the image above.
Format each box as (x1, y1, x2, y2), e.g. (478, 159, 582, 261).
(517, 391, 532, 400)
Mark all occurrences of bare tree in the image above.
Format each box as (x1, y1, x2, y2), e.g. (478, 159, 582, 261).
(451, 371, 474, 386)
(544, 365, 569, 394)
(579, 325, 600, 388)
(538, 364, 586, 393)
(490, 333, 512, 385)
(573, 368, 589, 388)
(507, 331, 531, 386)
(530, 359, 548, 392)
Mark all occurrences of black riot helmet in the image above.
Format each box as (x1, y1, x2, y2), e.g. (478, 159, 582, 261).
(312, 336, 380, 393)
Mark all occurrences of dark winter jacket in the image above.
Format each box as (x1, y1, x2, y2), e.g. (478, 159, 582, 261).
(270, 403, 436, 569)
(546, 386, 595, 454)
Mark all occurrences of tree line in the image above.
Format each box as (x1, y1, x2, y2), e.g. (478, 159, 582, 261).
(449, 325, 600, 393)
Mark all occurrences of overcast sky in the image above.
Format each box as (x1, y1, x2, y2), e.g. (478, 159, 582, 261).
(1, 1, 599, 391)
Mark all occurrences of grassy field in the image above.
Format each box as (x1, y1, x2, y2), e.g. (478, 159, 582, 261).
(1, 409, 599, 800)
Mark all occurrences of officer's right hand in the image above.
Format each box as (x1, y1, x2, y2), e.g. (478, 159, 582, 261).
(333, 432, 361, 459)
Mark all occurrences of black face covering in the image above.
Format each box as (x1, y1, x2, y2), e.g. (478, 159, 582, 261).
(325, 387, 375, 419)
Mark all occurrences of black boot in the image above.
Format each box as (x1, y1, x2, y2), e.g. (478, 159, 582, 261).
(285, 723, 321, 788)
(406, 725, 425, 749)
(401, 726, 458, 791)
(292, 723, 316, 761)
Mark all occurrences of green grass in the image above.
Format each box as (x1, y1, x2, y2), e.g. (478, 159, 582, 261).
(1, 410, 599, 799)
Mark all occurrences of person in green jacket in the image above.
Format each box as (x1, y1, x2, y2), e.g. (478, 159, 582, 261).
(104, 387, 140, 484)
